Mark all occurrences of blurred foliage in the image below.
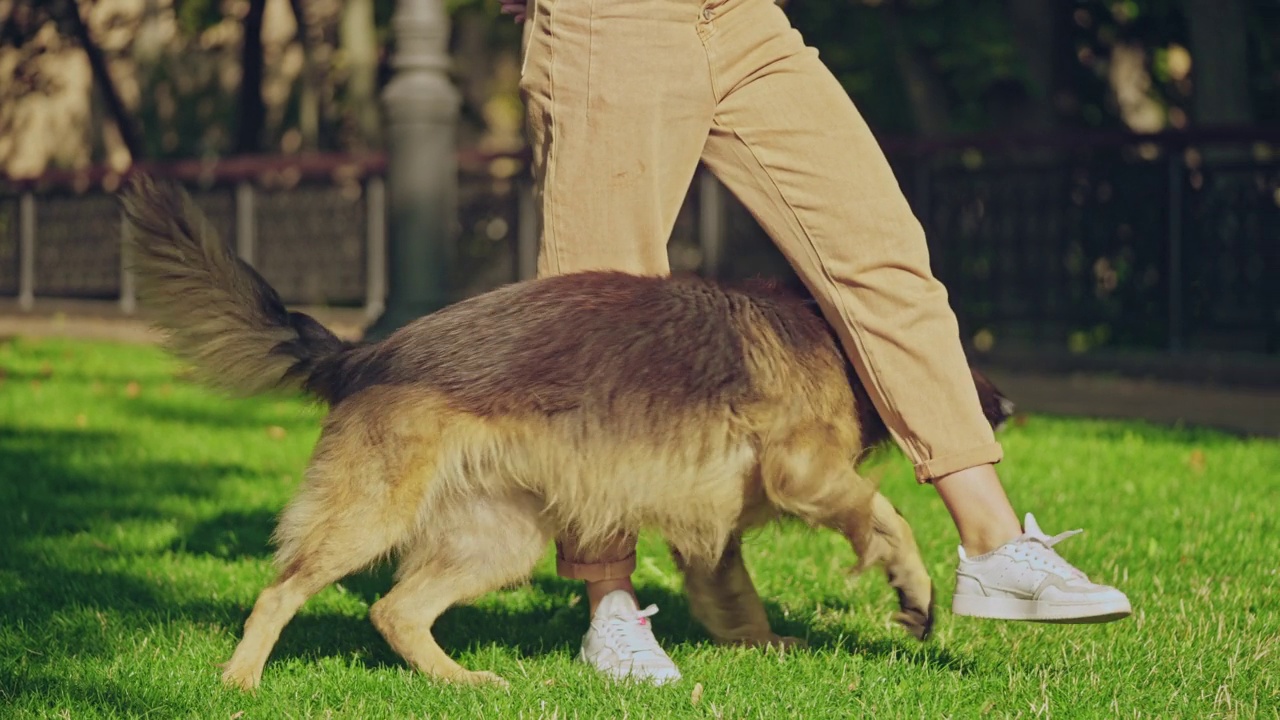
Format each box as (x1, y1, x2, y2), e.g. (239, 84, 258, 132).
(787, 0, 1278, 135)
(1, 0, 1278, 171)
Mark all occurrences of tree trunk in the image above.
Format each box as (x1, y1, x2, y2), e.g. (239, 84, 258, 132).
(340, 0, 380, 149)
(287, 0, 321, 150)
(63, 0, 143, 160)
(235, 0, 267, 154)
(1000, 0, 1063, 132)
(883, 0, 951, 137)
(1184, 0, 1253, 126)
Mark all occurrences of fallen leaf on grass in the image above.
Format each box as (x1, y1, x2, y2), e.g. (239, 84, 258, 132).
(125, 381, 141, 398)
(267, 425, 287, 440)
(75, 413, 87, 428)
(1187, 449, 1206, 472)
(691, 682, 703, 705)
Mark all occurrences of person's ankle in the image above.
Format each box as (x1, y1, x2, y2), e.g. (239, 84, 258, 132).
(585, 578, 636, 615)
(961, 523, 1022, 557)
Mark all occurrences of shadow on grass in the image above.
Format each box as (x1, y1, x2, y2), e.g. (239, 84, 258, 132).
(175, 507, 279, 560)
(0, 426, 260, 633)
(0, 666, 190, 719)
(0, 427, 255, 536)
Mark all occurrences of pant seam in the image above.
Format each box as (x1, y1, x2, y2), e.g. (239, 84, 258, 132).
(541, 2, 563, 274)
(698, 22, 720, 102)
(585, 0, 594, 123)
(717, 124, 928, 464)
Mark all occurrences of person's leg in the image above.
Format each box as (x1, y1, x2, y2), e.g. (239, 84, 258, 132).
(934, 464, 1021, 555)
(695, 0, 1128, 621)
(696, 0, 1010, 525)
(520, 0, 715, 678)
(521, 0, 714, 277)
(554, 534, 638, 614)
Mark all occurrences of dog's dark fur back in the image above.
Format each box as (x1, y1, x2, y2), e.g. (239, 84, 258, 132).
(311, 272, 836, 417)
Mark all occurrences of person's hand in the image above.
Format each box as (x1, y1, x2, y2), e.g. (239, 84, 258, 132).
(499, 0, 526, 22)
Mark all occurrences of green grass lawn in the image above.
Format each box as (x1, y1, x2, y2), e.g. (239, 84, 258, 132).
(1, 336, 1277, 719)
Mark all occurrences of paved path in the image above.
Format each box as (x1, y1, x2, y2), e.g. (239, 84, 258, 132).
(981, 369, 1279, 438)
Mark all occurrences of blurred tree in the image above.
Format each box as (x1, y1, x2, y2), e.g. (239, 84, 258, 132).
(999, 0, 1068, 131)
(58, 0, 142, 159)
(234, 0, 267, 153)
(782, 0, 1062, 135)
(1185, 0, 1254, 125)
(3, 0, 1278, 178)
(287, 0, 322, 149)
(882, 0, 952, 136)
(341, 0, 381, 148)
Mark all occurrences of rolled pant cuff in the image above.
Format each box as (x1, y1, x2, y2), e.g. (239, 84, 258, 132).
(913, 442, 1004, 483)
(555, 552, 637, 582)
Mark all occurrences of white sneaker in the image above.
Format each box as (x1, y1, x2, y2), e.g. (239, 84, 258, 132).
(579, 590, 682, 685)
(952, 513, 1132, 623)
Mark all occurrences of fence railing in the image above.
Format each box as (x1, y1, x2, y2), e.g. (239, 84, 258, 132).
(883, 127, 1280, 355)
(2, 127, 1278, 357)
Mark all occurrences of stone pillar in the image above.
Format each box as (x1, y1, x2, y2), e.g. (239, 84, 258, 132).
(366, 0, 461, 339)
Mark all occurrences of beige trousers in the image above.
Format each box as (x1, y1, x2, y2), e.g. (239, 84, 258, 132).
(520, 0, 1000, 515)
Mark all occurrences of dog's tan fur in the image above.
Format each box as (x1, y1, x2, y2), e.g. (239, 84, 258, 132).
(120, 176, 1012, 690)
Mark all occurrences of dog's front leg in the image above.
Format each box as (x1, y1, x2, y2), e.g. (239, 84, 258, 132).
(673, 535, 804, 651)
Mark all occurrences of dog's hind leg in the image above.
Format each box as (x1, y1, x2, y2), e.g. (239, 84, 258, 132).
(369, 491, 551, 687)
(674, 535, 803, 650)
(221, 419, 434, 691)
(760, 422, 934, 641)
(220, 501, 418, 691)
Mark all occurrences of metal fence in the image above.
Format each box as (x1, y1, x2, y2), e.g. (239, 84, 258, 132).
(0, 156, 387, 315)
(2, 127, 1278, 356)
(889, 129, 1280, 355)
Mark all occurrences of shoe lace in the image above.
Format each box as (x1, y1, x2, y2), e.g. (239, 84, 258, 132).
(1011, 528, 1089, 580)
(604, 605, 664, 660)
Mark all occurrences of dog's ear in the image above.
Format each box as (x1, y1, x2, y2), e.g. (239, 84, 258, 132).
(971, 368, 1016, 432)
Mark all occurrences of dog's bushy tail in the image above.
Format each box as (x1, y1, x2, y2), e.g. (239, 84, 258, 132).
(120, 174, 350, 400)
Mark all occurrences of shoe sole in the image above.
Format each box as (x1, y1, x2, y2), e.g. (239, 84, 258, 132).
(952, 595, 1132, 623)
(577, 648, 682, 685)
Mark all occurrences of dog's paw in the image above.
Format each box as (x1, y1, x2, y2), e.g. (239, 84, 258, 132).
(763, 634, 807, 652)
(725, 633, 807, 652)
(220, 665, 262, 692)
(893, 580, 936, 641)
(446, 669, 510, 689)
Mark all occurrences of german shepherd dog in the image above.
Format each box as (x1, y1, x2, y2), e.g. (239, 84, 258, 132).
(120, 176, 1013, 690)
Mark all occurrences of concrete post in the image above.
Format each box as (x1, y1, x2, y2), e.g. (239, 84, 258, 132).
(18, 193, 35, 311)
(365, 0, 461, 339)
